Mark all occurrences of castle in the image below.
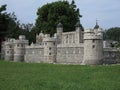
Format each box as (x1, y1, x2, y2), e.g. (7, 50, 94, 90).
(1, 21, 120, 65)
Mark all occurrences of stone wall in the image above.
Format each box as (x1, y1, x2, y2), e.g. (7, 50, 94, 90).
(25, 47, 44, 63)
(103, 48, 120, 64)
(57, 47, 84, 64)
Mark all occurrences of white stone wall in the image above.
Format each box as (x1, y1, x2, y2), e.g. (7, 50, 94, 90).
(62, 32, 76, 44)
(57, 47, 84, 64)
(103, 48, 120, 64)
(60, 30, 83, 45)
(25, 47, 44, 63)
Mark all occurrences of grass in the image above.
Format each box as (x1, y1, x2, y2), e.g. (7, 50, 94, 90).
(0, 60, 120, 90)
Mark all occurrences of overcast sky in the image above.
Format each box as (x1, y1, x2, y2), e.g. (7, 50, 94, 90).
(0, 0, 120, 29)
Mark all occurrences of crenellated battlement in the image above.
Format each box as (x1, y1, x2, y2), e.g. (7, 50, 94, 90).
(43, 37, 56, 42)
(84, 28, 103, 40)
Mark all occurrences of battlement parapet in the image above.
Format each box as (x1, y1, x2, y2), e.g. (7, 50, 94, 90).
(57, 43, 84, 48)
(84, 28, 94, 33)
(84, 34, 102, 40)
(4, 38, 15, 45)
(26, 45, 44, 49)
(14, 40, 28, 44)
(84, 28, 102, 40)
(104, 48, 120, 52)
(43, 37, 56, 42)
(4, 41, 14, 45)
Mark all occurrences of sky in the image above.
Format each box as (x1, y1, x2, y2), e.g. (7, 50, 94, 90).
(0, 0, 120, 29)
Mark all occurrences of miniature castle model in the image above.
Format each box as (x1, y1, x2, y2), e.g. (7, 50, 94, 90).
(1, 21, 120, 65)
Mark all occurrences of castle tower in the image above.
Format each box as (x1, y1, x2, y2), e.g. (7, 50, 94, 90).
(56, 23, 63, 44)
(4, 39, 14, 61)
(36, 31, 44, 45)
(83, 28, 103, 65)
(43, 34, 57, 63)
(75, 21, 83, 43)
(14, 35, 28, 62)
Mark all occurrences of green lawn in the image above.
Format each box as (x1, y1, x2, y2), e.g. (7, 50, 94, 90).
(0, 60, 120, 90)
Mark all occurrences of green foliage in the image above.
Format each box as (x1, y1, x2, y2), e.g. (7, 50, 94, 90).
(2, 12, 34, 44)
(0, 5, 35, 45)
(0, 60, 120, 90)
(0, 4, 6, 13)
(105, 27, 120, 42)
(0, 4, 9, 52)
(36, 0, 82, 35)
(0, 4, 9, 37)
(6, 12, 20, 38)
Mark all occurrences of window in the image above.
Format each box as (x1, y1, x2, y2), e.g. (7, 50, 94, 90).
(44, 42, 47, 45)
(111, 53, 115, 57)
(49, 47, 51, 50)
(17, 44, 19, 47)
(21, 44, 24, 47)
(9, 45, 12, 48)
(92, 40, 95, 43)
(92, 45, 95, 48)
(49, 53, 51, 55)
(7, 51, 9, 54)
(53, 42, 55, 45)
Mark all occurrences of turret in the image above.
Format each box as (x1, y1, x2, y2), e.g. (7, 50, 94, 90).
(14, 35, 28, 62)
(75, 21, 83, 43)
(43, 34, 57, 63)
(57, 23, 63, 44)
(94, 20, 103, 38)
(4, 39, 14, 61)
(36, 31, 44, 45)
(94, 21, 99, 30)
(83, 29, 103, 65)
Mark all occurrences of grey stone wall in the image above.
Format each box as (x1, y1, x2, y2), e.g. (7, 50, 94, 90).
(103, 48, 120, 64)
(25, 48, 44, 63)
(57, 47, 84, 64)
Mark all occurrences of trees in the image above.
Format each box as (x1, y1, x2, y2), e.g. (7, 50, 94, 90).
(0, 4, 9, 37)
(0, 4, 34, 46)
(35, 0, 83, 35)
(0, 4, 9, 52)
(105, 27, 120, 42)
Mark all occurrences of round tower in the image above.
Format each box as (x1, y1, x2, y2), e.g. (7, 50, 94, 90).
(43, 34, 57, 63)
(14, 35, 28, 62)
(83, 29, 103, 65)
(57, 22, 63, 44)
(4, 39, 14, 61)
